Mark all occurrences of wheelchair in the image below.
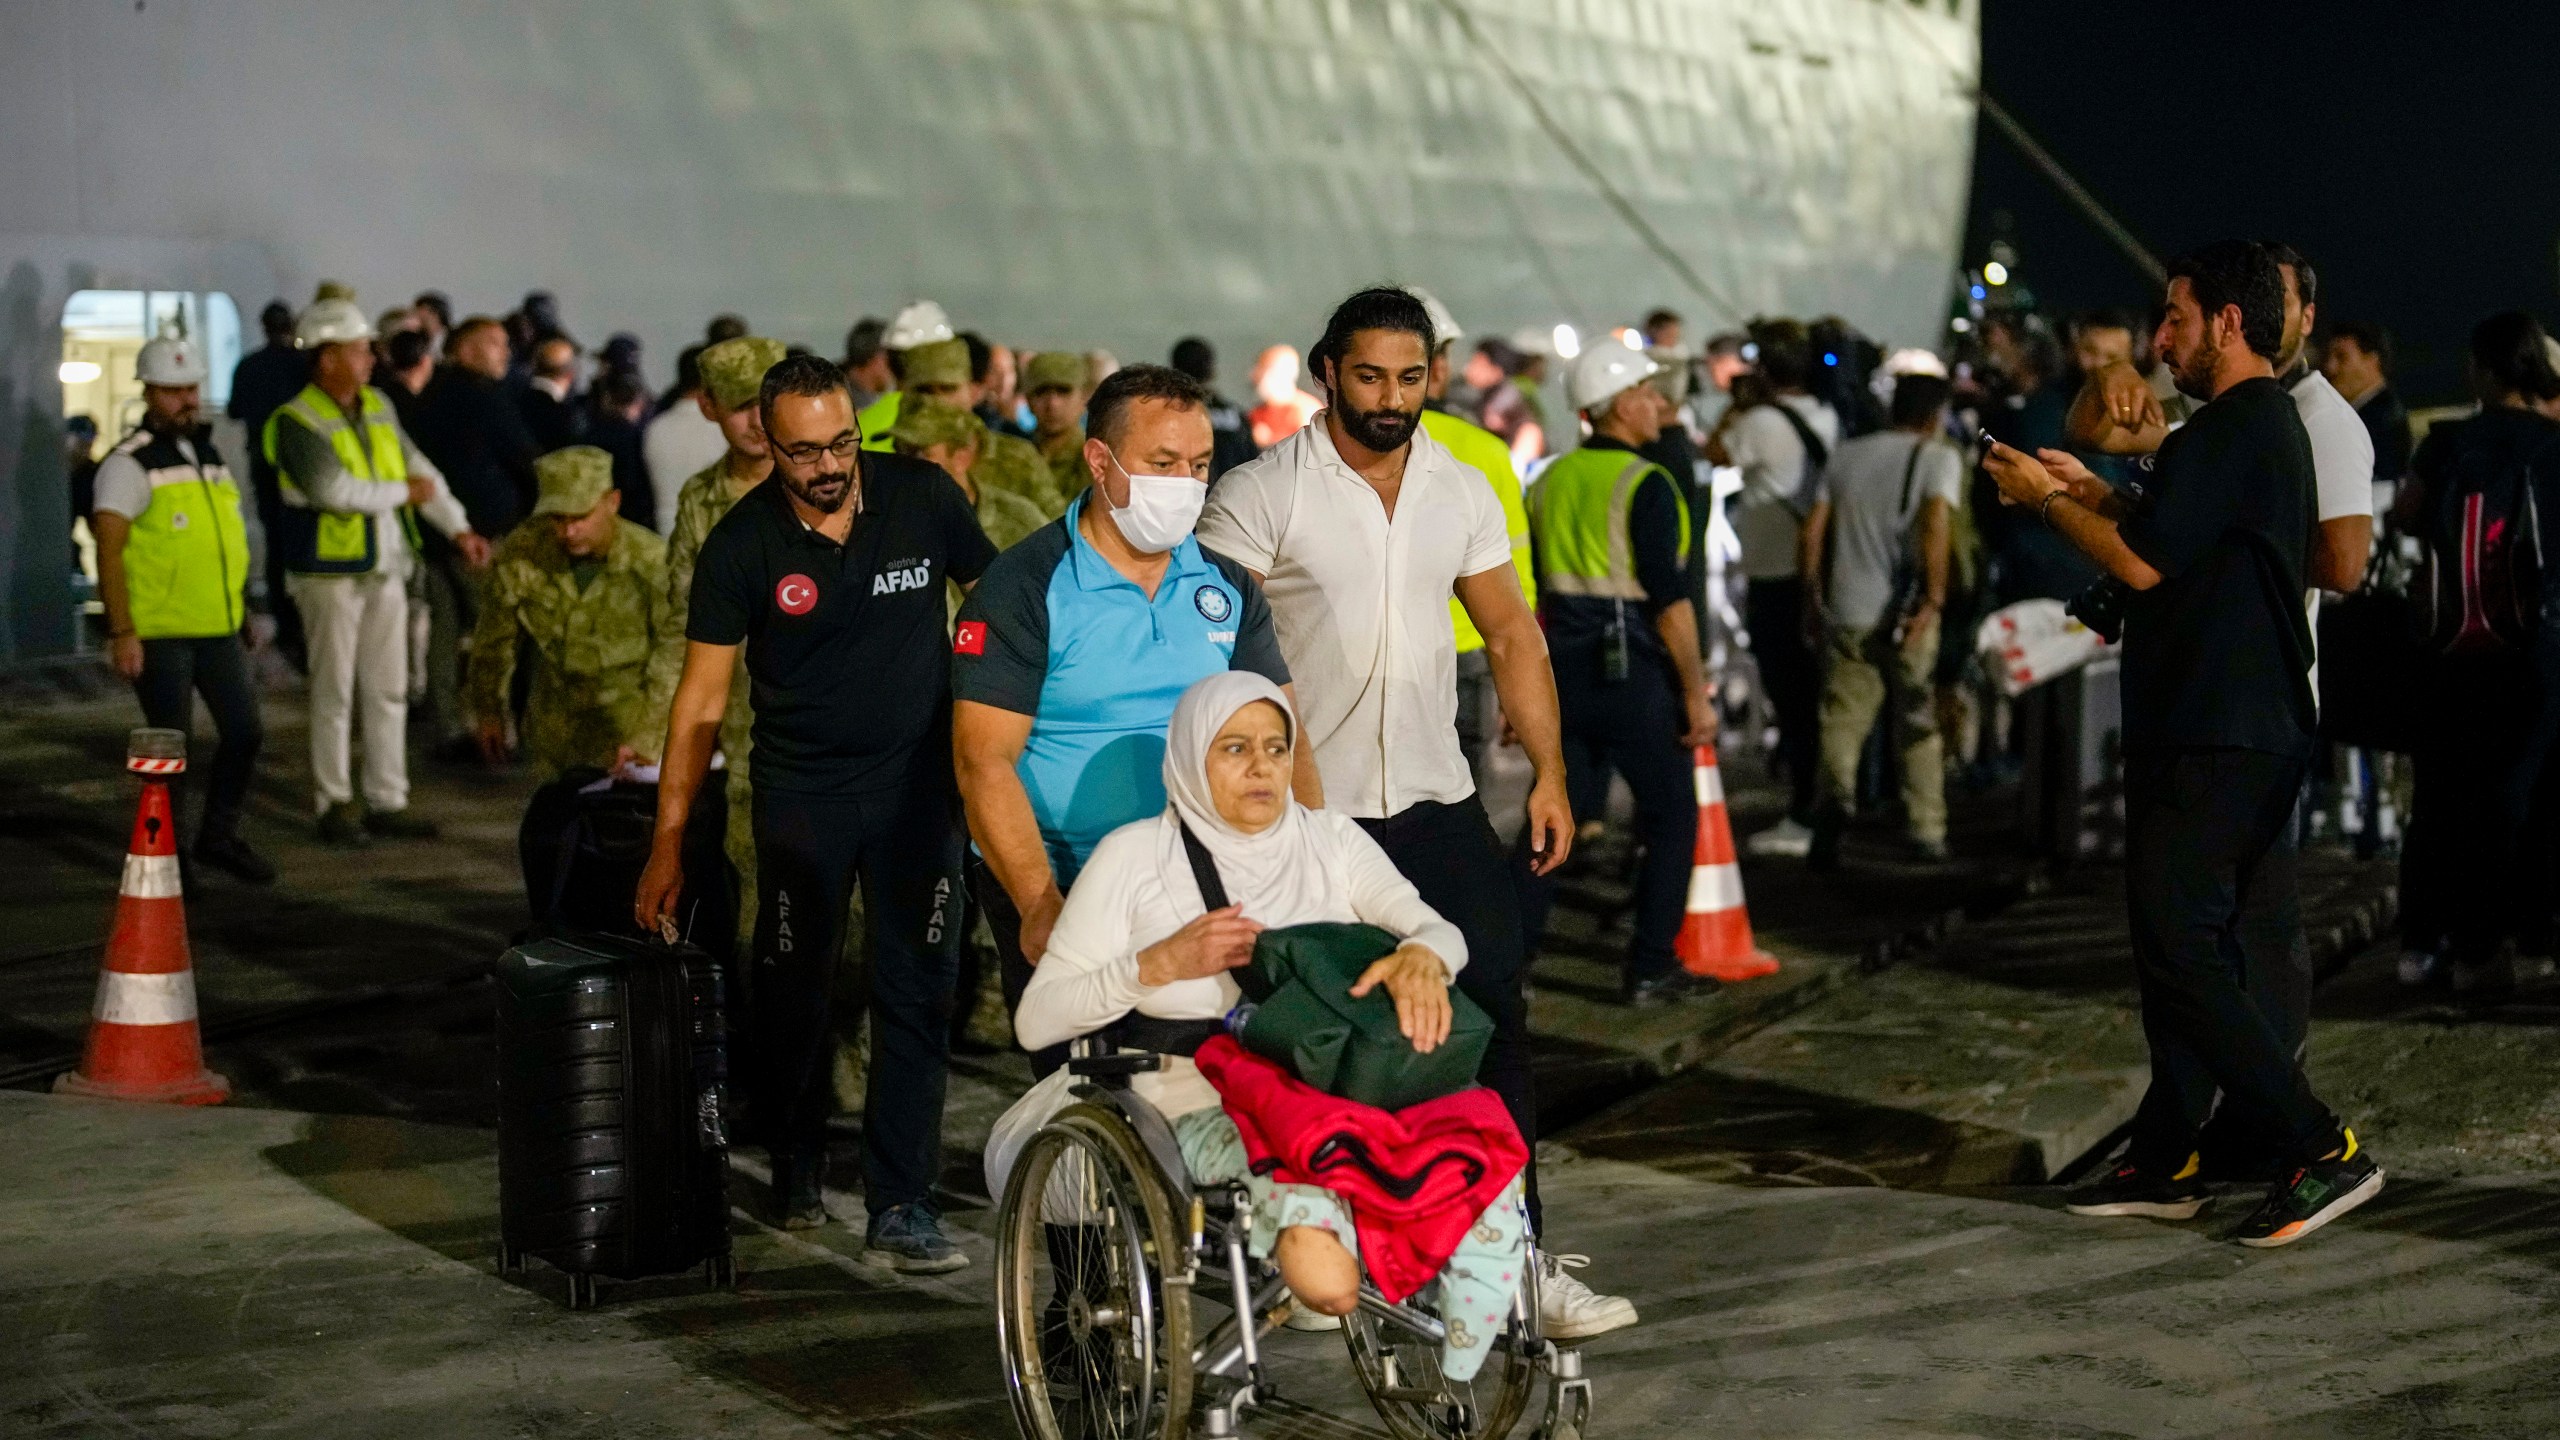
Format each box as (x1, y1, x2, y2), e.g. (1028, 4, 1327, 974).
(993, 1040, 1596, 1440)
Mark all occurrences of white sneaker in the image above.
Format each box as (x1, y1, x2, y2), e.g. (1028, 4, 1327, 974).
(1745, 817, 1814, 859)
(1537, 1253, 1637, 1340)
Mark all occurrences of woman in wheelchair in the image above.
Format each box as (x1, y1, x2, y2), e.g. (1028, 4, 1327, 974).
(987, 672, 1533, 1389)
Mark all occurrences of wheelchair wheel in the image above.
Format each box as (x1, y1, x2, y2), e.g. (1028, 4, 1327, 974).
(995, 1105, 1194, 1440)
(1344, 1301, 1537, 1440)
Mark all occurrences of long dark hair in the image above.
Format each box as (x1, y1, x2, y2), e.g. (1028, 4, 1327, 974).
(2468, 311, 2560, 405)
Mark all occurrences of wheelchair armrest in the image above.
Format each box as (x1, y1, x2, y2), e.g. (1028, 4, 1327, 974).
(1067, 1050, 1167, 1080)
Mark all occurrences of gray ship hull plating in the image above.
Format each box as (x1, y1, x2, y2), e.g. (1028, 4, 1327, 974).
(0, 0, 1976, 661)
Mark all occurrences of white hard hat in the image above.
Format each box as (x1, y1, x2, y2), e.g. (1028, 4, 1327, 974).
(135, 330, 208, 387)
(1567, 340, 1665, 412)
(296, 297, 376, 348)
(1507, 324, 1556, 359)
(1409, 287, 1463, 349)
(1882, 346, 1949, 379)
(884, 300, 954, 351)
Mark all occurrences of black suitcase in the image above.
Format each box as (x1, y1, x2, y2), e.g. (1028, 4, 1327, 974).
(518, 767, 734, 946)
(495, 933, 735, 1308)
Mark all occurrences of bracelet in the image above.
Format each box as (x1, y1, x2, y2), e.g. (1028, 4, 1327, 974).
(2039, 489, 2069, 528)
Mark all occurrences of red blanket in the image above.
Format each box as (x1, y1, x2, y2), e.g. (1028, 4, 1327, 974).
(1194, 1035, 1528, 1303)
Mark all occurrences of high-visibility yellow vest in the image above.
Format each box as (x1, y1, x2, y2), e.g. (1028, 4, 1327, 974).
(1525, 444, 1690, 600)
(1421, 408, 1535, 654)
(110, 427, 251, 639)
(857, 389, 901, 452)
(261, 383, 418, 574)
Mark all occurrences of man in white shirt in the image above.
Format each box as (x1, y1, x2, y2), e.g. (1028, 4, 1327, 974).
(1705, 320, 1841, 857)
(1199, 287, 1635, 1339)
(642, 345, 729, 533)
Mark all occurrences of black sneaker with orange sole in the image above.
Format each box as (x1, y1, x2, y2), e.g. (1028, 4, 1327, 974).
(2233, 1130, 2384, 1248)
(2064, 1153, 2210, 1220)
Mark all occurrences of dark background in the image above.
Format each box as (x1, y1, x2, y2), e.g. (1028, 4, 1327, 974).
(1962, 0, 2560, 403)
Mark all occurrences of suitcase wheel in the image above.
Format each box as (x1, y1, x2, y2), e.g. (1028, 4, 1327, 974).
(566, 1271, 600, 1310)
(706, 1254, 738, 1290)
(497, 1241, 526, 1276)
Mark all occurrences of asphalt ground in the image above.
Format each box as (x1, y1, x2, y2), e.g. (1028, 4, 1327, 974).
(7, 681, 2556, 1436)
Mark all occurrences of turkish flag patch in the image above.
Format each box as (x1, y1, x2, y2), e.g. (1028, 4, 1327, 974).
(774, 573, 819, 616)
(954, 621, 987, 656)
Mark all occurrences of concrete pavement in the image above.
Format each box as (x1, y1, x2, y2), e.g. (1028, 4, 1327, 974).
(9, 683, 2560, 1434)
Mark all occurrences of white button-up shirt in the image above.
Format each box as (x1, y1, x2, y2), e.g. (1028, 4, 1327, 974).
(1197, 414, 1514, 819)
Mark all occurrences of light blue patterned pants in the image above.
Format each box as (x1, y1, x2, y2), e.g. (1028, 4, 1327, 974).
(1173, 1108, 1528, 1382)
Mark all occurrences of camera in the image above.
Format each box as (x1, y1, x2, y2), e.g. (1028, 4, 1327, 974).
(2067, 577, 2130, 644)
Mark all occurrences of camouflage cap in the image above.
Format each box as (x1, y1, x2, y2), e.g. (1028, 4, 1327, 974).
(902, 337, 971, 389)
(889, 400, 989, 455)
(530, 445, 616, 517)
(698, 336, 787, 410)
(1022, 350, 1090, 395)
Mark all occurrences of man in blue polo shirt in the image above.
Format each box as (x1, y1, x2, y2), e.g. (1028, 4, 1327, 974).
(954, 365, 1293, 1073)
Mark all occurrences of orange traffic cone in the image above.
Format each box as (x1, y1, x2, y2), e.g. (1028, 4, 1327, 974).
(55, 730, 229, 1105)
(1676, 744, 1780, 982)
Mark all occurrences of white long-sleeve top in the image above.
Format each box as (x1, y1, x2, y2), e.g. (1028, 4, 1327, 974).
(1015, 807, 1467, 1114)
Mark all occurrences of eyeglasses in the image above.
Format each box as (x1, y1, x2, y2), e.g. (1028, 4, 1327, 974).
(775, 433, 863, 466)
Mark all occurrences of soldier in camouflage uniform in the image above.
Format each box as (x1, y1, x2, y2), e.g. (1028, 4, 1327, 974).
(902, 338, 1068, 517)
(889, 401, 1051, 558)
(1023, 349, 1094, 505)
(466, 447, 676, 777)
(660, 336, 785, 944)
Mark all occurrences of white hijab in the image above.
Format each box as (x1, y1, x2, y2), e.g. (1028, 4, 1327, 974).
(1156, 671, 1347, 928)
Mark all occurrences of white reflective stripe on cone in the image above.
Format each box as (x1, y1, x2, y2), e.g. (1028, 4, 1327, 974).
(1694, 761, 1725, 808)
(1686, 861, 1746, 914)
(121, 852, 182, 899)
(92, 969, 199, 1026)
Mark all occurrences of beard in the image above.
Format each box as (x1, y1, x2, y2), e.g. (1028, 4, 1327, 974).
(2169, 333, 2223, 401)
(1337, 395, 1420, 453)
(783, 467, 852, 513)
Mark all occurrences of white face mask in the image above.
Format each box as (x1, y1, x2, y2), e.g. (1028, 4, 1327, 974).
(1102, 452, 1206, 553)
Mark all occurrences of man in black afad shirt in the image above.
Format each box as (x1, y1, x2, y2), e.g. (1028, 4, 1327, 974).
(638, 355, 996, 1271)
(1984, 240, 2382, 1248)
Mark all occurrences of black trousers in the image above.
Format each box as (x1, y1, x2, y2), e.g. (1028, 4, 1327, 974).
(1453, 649, 1494, 781)
(2403, 652, 2560, 964)
(1356, 796, 1541, 1230)
(751, 780, 964, 1217)
(1745, 577, 1819, 822)
(132, 633, 264, 839)
(1519, 653, 1696, 988)
(2123, 746, 2339, 1171)
(971, 853, 1070, 1081)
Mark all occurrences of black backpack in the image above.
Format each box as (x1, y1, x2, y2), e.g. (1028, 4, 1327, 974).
(2418, 419, 2557, 656)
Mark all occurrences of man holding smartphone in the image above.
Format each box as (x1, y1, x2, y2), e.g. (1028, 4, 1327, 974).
(1983, 241, 2380, 1248)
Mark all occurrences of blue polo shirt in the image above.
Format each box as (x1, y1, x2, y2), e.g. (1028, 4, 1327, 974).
(953, 494, 1291, 882)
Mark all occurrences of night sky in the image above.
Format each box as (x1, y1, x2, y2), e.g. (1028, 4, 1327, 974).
(1963, 0, 2560, 403)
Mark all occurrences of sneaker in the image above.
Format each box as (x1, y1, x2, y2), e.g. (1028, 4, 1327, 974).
(361, 806, 441, 840)
(1537, 1252, 1637, 1341)
(1745, 817, 1814, 859)
(865, 1201, 970, 1273)
(1906, 834, 1951, 863)
(316, 802, 372, 849)
(2064, 1154, 2210, 1220)
(193, 828, 277, 885)
(2396, 950, 2443, 989)
(1621, 970, 1711, 1008)
(2233, 1131, 2385, 1248)
(770, 1148, 829, 1230)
